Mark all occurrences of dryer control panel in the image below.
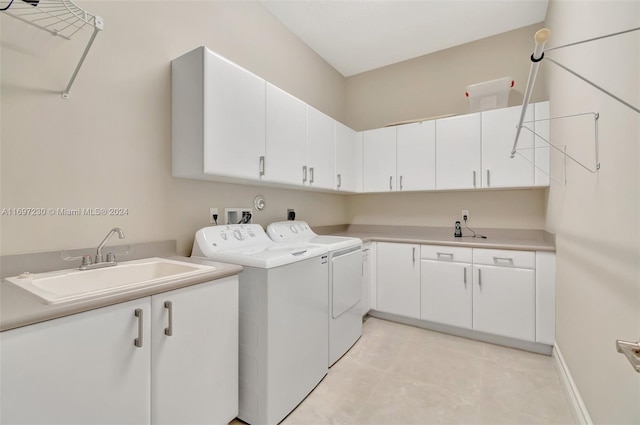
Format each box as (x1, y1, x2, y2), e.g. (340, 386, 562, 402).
(267, 220, 316, 243)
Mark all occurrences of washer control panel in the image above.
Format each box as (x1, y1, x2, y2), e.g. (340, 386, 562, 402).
(200, 224, 268, 250)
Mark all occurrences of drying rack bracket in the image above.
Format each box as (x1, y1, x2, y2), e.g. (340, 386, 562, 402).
(515, 112, 600, 185)
(2, 0, 104, 99)
(510, 26, 640, 177)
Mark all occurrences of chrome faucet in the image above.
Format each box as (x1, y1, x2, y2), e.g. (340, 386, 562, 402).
(95, 227, 125, 264)
(60, 227, 131, 270)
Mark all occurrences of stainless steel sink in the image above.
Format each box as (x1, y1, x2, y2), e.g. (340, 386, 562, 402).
(5, 257, 216, 305)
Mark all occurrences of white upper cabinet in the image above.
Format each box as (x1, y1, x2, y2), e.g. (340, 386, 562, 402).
(335, 122, 360, 192)
(265, 83, 308, 185)
(362, 126, 397, 192)
(481, 104, 534, 188)
(306, 106, 335, 189)
(172, 47, 266, 182)
(435, 113, 482, 190)
(534, 101, 550, 186)
(396, 120, 436, 191)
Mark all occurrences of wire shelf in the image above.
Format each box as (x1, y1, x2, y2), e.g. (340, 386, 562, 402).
(1, 0, 104, 98)
(2, 0, 100, 40)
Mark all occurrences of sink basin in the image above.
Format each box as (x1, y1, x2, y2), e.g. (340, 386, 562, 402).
(5, 257, 216, 305)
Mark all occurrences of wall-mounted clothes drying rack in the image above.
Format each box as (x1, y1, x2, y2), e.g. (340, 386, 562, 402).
(511, 26, 640, 180)
(1, 0, 104, 99)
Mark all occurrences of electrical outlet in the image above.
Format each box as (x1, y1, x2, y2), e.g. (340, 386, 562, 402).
(209, 208, 219, 224)
(462, 210, 469, 221)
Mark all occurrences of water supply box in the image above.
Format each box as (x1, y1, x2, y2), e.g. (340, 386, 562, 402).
(465, 77, 514, 112)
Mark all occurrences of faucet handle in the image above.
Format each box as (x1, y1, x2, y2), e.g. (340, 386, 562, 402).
(106, 252, 116, 263)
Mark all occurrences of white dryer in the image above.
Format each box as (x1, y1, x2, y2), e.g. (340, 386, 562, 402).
(192, 224, 329, 425)
(267, 221, 363, 366)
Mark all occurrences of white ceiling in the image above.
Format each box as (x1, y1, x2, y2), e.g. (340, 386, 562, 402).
(260, 1, 549, 77)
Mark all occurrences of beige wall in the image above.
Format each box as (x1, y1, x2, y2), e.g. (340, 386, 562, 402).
(0, 1, 347, 256)
(545, 1, 640, 423)
(348, 189, 547, 230)
(344, 23, 548, 131)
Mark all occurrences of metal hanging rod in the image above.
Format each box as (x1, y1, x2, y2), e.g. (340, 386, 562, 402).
(511, 26, 640, 160)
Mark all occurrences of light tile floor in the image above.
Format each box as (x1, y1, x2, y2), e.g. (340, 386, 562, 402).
(235, 317, 576, 425)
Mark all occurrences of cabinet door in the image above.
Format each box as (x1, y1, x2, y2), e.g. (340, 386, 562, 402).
(481, 104, 534, 188)
(420, 260, 472, 329)
(473, 265, 535, 341)
(397, 120, 436, 191)
(335, 122, 359, 192)
(435, 113, 481, 190)
(361, 243, 372, 316)
(306, 106, 335, 189)
(534, 101, 550, 186)
(1, 299, 151, 425)
(265, 83, 307, 185)
(376, 242, 420, 319)
(151, 277, 239, 425)
(362, 127, 397, 192)
(172, 47, 266, 181)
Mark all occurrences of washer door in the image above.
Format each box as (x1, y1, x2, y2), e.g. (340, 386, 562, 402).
(332, 248, 362, 318)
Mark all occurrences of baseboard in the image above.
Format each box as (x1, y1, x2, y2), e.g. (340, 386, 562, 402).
(553, 344, 593, 425)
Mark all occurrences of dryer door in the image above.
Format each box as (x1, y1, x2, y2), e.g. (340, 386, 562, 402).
(332, 248, 362, 318)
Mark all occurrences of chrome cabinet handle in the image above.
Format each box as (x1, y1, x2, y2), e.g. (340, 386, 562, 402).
(389, 176, 393, 191)
(310, 167, 314, 184)
(493, 257, 514, 265)
(473, 171, 477, 188)
(164, 301, 173, 336)
(487, 170, 491, 187)
(259, 156, 265, 177)
(400, 176, 403, 190)
(412, 247, 416, 264)
(437, 252, 454, 260)
(134, 309, 143, 348)
(464, 267, 467, 285)
(478, 269, 482, 287)
(337, 174, 342, 189)
(302, 166, 308, 183)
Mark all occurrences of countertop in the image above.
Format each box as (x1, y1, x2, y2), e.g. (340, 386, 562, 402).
(1, 256, 242, 332)
(317, 224, 555, 252)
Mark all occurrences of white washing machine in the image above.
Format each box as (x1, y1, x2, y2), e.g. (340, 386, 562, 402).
(192, 224, 329, 425)
(267, 221, 362, 366)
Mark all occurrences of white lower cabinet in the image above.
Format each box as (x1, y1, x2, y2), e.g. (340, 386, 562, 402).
(420, 246, 473, 329)
(151, 277, 238, 424)
(472, 249, 536, 341)
(376, 242, 420, 319)
(361, 242, 373, 316)
(375, 244, 554, 347)
(1, 298, 152, 425)
(0, 277, 238, 425)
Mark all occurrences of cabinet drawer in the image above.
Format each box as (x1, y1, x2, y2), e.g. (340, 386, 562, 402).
(473, 249, 535, 269)
(421, 245, 472, 263)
